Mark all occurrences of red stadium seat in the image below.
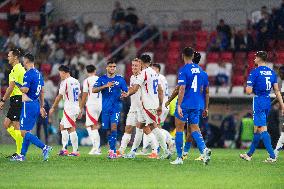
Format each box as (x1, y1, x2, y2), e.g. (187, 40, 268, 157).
(192, 20, 202, 31)
(234, 52, 247, 60)
(162, 31, 169, 41)
(181, 31, 195, 41)
(180, 20, 191, 31)
(84, 41, 94, 52)
(276, 51, 284, 64)
(135, 40, 142, 49)
(94, 42, 106, 52)
(196, 31, 208, 42)
(171, 30, 180, 41)
(41, 63, 52, 75)
(220, 52, 233, 62)
(206, 52, 220, 63)
(195, 41, 207, 51)
(232, 75, 245, 86)
(154, 52, 166, 63)
(168, 41, 181, 50)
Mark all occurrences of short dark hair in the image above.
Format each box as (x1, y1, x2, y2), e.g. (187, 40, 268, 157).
(256, 51, 268, 61)
(151, 63, 161, 71)
(140, 54, 151, 63)
(86, 64, 96, 73)
(193, 51, 201, 64)
(58, 65, 70, 73)
(10, 48, 21, 58)
(182, 47, 194, 58)
(279, 65, 284, 73)
(107, 60, 116, 65)
(23, 53, 35, 62)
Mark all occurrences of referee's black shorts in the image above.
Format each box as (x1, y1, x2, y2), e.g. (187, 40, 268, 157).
(7, 95, 22, 121)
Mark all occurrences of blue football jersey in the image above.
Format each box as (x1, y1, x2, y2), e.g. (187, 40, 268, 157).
(247, 66, 277, 110)
(94, 75, 128, 113)
(177, 63, 203, 109)
(23, 68, 44, 101)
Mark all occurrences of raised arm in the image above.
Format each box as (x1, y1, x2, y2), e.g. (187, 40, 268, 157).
(165, 86, 179, 107)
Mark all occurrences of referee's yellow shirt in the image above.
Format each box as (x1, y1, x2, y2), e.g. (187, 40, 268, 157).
(9, 63, 26, 97)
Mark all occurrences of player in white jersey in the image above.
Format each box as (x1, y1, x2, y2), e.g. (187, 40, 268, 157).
(273, 66, 284, 158)
(49, 65, 82, 156)
(118, 58, 159, 159)
(151, 63, 169, 124)
(122, 54, 171, 159)
(81, 65, 102, 155)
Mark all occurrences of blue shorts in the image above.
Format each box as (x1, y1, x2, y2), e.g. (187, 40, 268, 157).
(101, 111, 120, 130)
(253, 109, 269, 126)
(175, 108, 200, 125)
(20, 101, 40, 131)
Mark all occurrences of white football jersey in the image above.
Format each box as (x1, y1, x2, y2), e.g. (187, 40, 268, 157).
(59, 77, 81, 111)
(281, 81, 284, 93)
(135, 67, 159, 109)
(129, 75, 142, 112)
(158, 74, 169, 105)
(83, 75, 102, 108)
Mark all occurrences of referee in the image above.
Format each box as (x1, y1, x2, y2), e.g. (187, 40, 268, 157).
(0, 48, 26, 158)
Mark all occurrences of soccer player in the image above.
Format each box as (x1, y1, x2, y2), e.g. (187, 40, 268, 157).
(273, 65, 284, 158)
(170, 47, 211, 165)
(151, 63, 169, 125)
(81, 65, 102, 155)
(0, 48, 25, 158)
(11, 53, 52, 161)
(49, 65, 82, 156)
(122, 54, 171, 159)
(117, 58, 158, 158)
(93, 60, 128, 159)
(240, 51, 284, 163)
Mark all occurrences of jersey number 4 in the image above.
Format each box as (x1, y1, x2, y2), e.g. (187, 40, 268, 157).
(191, 75, 198, 92)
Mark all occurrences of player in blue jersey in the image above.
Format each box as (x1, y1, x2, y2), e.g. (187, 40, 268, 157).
(11, 53, 52, 161)
(240, 51, 284, 163)
(170, 47, 211, 165)
(93, 60, 128, 159)
(182, 51, 209, 161)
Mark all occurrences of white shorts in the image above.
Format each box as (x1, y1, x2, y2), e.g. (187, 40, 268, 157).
(85, 105, 102, 126)
(138, 108, 158, 126)
(126, 111, 139, 126)
(60, 109, 79, 129)
(159, 108, 169, 123)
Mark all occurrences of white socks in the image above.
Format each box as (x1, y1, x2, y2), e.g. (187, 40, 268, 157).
(276, 132, 284, 151)
(152, 128, 168, 153)
(143, 133, 150, 149)
(120, 133, 131, 152)
(70, 131, 78, 153)
(147, 132, 158, 153)
(61, 130, 69, 151)
(131, 128, 143, 152)
(87, 127, 100, 151)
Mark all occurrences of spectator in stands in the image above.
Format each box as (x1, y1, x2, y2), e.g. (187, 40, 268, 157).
(18, 32, 32, 51)
(85, 22, 101, 41)
(252, 6, 269, 25)
(55, 20, 68, 42)
(66, 20, 78, 43)
(122, 41, 137, 61)
(217, 19, 232, 44)
(43, 74, 57, 105)
(75, 29, 85, 44)
(7, 0, 23, 30)
(209, 31, 229, 51)
(235, 29, 254, 51)
(256, 12, 273, 50)
(42, 28, 56, 48)
(220, 112, 239, 148)
(215, 61, 230, 86)
(111, 1, 125, 22)
(40, 0, 54, 28)
(0, 30, 6, 52)
(125, 7, 138, 27)
(274, 0, 284, 40)
(4, 30, 19, 48)
(49, 43, 65, 64)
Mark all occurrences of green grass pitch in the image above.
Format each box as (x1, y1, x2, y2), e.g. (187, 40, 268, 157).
(0, 144, 283, 189)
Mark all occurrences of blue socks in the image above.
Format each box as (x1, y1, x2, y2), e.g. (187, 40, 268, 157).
(175, 132, 183, 158)
(21, 132, 45, 156)
(109, 131, 117, 153)
(247, 133, 261, 156)
(191, 131, 206, 153)
(21, 137, 31, 156)
(184, 142, 191, 153)
(261, 131, 275, 159)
